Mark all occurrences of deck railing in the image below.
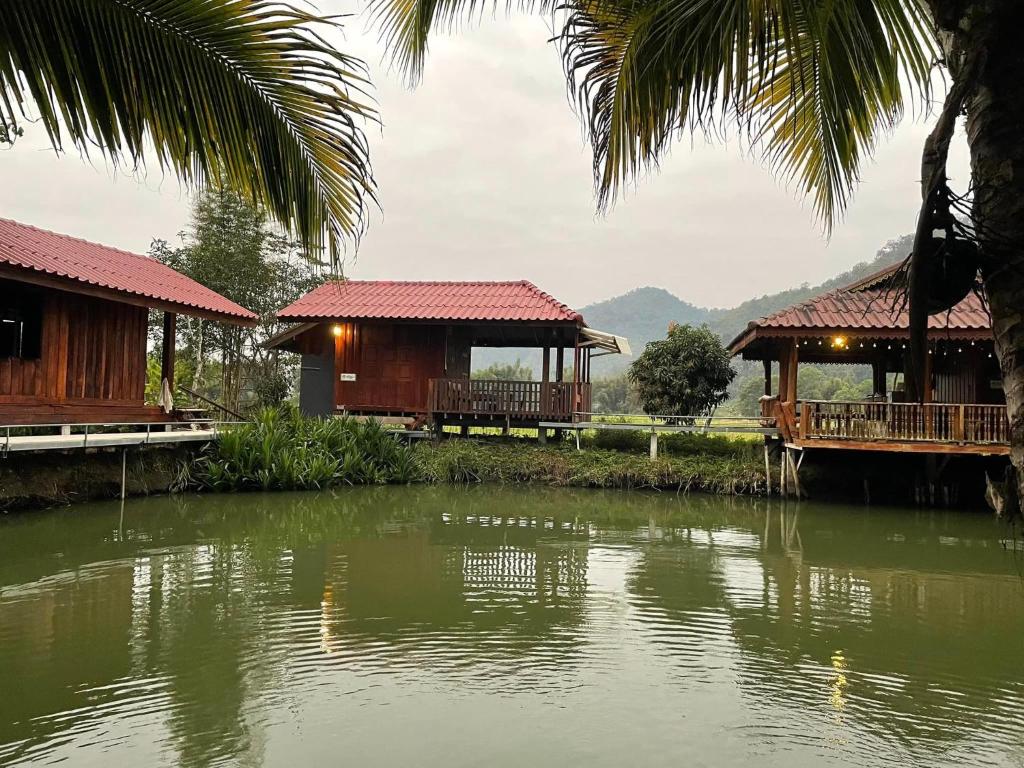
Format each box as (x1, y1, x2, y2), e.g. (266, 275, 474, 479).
(799, 400, 1009, 444)
(428, 379, 590, 421)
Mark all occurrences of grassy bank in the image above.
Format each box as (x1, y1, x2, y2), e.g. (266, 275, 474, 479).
(0, 446, 190, 512)
(417, 440, 767, 494)
(179, 408, 768, 495)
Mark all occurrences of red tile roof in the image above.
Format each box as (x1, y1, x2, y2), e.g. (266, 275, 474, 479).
(0, 218, 258, 324)
(276, 280, 584, 323)
(730, 264, 990, 353)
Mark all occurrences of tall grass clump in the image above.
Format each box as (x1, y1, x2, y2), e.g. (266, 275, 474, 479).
(179, 407, 419, 491)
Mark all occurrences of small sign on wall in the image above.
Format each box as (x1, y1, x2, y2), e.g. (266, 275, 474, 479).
(339, 373, 357, 382)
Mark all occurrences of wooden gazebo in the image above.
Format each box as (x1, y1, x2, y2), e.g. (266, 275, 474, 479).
(269, 280, 628, 429)
(0, 218, 257, 425)
(729, 265, 1007, 455)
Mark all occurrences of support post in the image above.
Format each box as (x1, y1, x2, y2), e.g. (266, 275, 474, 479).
(788, 449, 803, 500)
(121, 448, 127, 501)
(785, 341, 799, 403)
(161, 312, 177, 391)
(780, 451, 788, 496)
(764, 443, 772, 497)
(763, 359, 772, 396)
(872, 358, 887, 398)
(649, 430, 659, 461)
(555, 347, 564, 382)
(542, 348, 551, 384)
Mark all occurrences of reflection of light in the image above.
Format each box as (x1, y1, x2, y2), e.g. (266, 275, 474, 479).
(829, 650, 848, 715)
(320, 584, 334, 654)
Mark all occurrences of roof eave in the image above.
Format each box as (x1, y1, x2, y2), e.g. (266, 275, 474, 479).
(0, 263, 259, 327)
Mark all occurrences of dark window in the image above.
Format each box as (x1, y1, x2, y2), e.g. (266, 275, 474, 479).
(0, 280, 43, 359)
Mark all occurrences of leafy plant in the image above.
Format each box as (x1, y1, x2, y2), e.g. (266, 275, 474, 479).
(629, 324, 736, 418)
(180, 407, 419, 492)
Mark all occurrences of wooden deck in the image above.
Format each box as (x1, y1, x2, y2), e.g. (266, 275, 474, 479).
(765, 398, 1010, 455)
(427, 379, 591, 425)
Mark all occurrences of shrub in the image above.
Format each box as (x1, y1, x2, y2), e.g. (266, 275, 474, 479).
(178, 406, 419, 491)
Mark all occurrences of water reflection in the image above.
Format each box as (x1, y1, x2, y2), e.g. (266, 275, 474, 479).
(0, 488, 1022, 767)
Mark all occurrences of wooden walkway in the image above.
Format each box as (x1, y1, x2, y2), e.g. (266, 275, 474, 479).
(1, 423, 227, 454)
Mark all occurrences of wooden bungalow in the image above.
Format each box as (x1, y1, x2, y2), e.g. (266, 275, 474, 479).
(728, 264, 1007, 455)
(0, 218, 257, 425)
(269, 280, 629, 428)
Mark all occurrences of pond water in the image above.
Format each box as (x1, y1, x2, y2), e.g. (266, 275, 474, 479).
(1, 487, 1023, 767)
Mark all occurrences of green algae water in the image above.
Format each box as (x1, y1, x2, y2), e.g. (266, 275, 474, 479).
(1, 487, 1023, 767)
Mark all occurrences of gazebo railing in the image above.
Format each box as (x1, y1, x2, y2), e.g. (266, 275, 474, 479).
(798, 400, 1009, 444)
(428, 379, 590, 421)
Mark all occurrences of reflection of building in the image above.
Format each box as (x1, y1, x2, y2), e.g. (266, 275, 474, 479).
(315, 514, 591, 666)
(728, 512, 1024, 750)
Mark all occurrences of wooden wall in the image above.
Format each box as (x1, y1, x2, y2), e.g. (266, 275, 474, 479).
(334, 322, 446, 413)
(933, 347, 1004, 405)
(0, 288, 148, 409)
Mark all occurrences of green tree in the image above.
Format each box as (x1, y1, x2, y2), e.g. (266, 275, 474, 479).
(1, 2, 374, 259)
(369, 0, 1024, 497)
(472, 359, 535, 381)
(150, 187, 323, 411)
(591, 373, 641, 414)
(628, 324, 735, 417)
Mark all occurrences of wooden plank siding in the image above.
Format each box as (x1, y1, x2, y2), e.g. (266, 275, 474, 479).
(331, 322, 447, 414)
(0, 289, 151, 423)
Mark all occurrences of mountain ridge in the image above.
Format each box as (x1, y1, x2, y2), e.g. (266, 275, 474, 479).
(471, 233, 913, 375)
(581, 233, 912, 374)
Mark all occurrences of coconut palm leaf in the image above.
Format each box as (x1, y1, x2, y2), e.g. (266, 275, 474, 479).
(0, 0, 376, 260)
(370, 0, 935, 225)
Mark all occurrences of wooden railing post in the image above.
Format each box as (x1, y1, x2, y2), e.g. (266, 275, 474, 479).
(955, 404, 965, 442)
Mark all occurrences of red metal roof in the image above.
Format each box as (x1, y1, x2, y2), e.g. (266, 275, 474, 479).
(730, 264, 990, 352)
(276, 280, 584, 323)
(0, 218, 258, 324)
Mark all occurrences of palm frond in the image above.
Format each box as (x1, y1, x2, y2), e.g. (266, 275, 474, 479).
(368, 0, 556, 83)
(562, 0, 935, 224)
(0, 0, 376, 262)
(370, 0, 937, 225)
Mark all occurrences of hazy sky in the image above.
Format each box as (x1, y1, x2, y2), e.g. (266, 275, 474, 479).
(0, 4, 968, 310)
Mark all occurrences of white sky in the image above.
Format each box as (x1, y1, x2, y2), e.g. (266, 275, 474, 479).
(0, 5, 969, 310)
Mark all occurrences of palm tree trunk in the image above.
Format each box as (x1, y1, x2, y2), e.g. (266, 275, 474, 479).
(944, 0, 1024, 501)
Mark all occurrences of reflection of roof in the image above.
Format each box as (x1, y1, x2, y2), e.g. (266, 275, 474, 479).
(276, 280, 583, 323)
(729, 264, 990, 354)
(0, 218, 257, 324)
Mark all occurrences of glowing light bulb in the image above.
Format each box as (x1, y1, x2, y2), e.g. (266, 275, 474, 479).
(332, 324, 343, 337)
